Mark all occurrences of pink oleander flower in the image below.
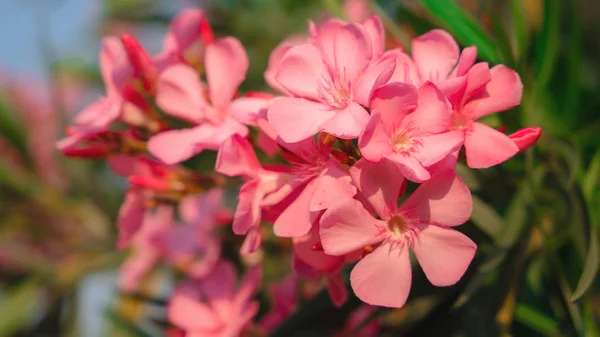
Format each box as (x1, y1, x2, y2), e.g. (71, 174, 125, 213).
(320, 159, 476, 308)
(216, 135, 290, 254)
(260, 275, 298, 332)
(390, 30, 536, 168)
(161, 8, 214, 67)
(168, 261, 261, 337)
(263, 136, 357, 238)
(147, 45, 269, 164)
(343, 0, 371, 23)
(267, 16, 396, 142)
(359, 81, 463, 182)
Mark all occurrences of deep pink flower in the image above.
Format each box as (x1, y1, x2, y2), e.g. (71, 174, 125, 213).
(216, 135, 290, 254)
(263, 137, 357, 238)
(359, 82, 463, 182)
(267, 17, 396, 142)
(508, 126, 542, 151)
(260, 275, 298, 332)
(320, 161, 475, 308)
(147, 39, 269, 164)
(168, 261, 261, 337)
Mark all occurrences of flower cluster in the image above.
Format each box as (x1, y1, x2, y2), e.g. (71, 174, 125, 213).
(59, 8, 541, 336)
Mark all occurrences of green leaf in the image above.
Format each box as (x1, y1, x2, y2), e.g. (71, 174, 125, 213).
(571, 224, 599, 302)
(510, 0, 528, 61)
(514, 303, 559, 336)
(534, 0, 561, 93)
(0, 278, 43, 336)
(0, 97, 28, 161)
(419, 0, 501, 63)
(583, 151, 600, 202)
(470, 196, 502, 239)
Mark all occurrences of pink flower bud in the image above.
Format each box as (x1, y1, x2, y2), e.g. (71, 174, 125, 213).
(509, 127, 541, 151)
(120, 34, 157, 95)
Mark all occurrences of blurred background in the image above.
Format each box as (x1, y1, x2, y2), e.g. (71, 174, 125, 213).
(0, 0, 598, 336)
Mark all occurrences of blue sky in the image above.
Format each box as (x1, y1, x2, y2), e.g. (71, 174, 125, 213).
(0, 0, 101, 78)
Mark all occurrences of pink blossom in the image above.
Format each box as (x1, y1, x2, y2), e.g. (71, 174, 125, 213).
(509, 126, 542, 151)
(161, 8, 214, 67)
(359, 82, 463, 182)
(263, 136, 357, 238)
(168, 261, 261, 337)
(267, 17, 396, 142)
(216, 135, 290, 254)
(147, 39, 269, 164)
(320, 162, 475, 308)
(343, 0, 371, 23)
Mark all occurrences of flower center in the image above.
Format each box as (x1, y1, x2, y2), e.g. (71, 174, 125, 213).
(387, 215, 409, 238)
(451, 112, 472, 131)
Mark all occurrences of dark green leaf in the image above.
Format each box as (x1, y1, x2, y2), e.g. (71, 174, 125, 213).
(470, 195, 502, 238)
(571, 225, 599, 302)
(514, 303, 559, 336)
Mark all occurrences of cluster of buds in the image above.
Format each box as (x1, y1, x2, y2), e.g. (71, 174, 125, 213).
(59, 7, 540, 337)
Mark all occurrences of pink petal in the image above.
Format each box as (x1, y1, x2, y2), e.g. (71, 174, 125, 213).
(267, 97, 336, 143)
(234, 265, 262, 306)
(265, 40, 298, 94)
(186, 238, 221, 278)
(293, 226, 346, 273)
(232, 180, 261, 235)
(509, 126, 541, 151)
(117, 191, 145, 249)
(412, 225, 477, 286)
(452, 46, 477, 77)
(168, 288, 222, 331)
(458, 62, 491, 106)
(216, 134, 261, 177)
(275, 44, 329, 100)
(326, 273, 348, 308)
(427, 149, 459, 176)
(403, 82, 452, 136)
(320, 102, 369, 139)
(363, 16, 385, 57)
(464, 122, 519, 168)
(386, 49, 422, 85)
(100, 37, 129, 95)
(205, 37, 249, 109)
(273, 181, 316, 237)
(334, 23, 372, 84)
(358, 113, 393, 162)
(369, 82, 418, 124)
(156, 64, 208, 123)
(320, 198, 384, 256)
(163, 9, 208, 53)
(413, 131, 464, 167)
(108, 155, 151, 177)
(399, 170, 472, 226)
(118, 250, 158, 292)
(412, 30, 459, 82)
(470, 65, 523, 119)
(228, 96, 270, 125)
(349, 158, 404, 219)
(196, 119, 249, 151)
(350, 243, 412, 308)
(240, 226, 262, 255)
(310, 19, 346, 70)
(179, 188, 226, 226)
(147, 128, 206, 164)
(200, 260, 236, 303)
(310, 161, 356, 211)
(384, 152, 431, 183)
(73, 96, 122, 132)
(353, 55, 396, 107)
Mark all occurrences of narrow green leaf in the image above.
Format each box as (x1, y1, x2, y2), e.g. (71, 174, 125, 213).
(583, 151, 600, 202)
(0, 97, 28, 160)
(510, 0, 528, 61)
(514, 303, 559, 336)
(534, 0, 561, 92)
(0, 278, 43, 336)
(470, 196, 502, 238)
(419, 0, 501, 63)
(571, 225, 599, 302)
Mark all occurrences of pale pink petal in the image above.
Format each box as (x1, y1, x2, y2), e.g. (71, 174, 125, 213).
(412, 30, 459, 82)
(457, 62, 491, 107)
(384, 152, 431, 183)
(469, 65, 523, 119)
(73, 96, 121, 131)
(464, 122, 519, 168)
(240, 227, 262, 255)
(117, 191, 145, 249)
(265, 40, 297, 94)
(205, 37, 249, 109)
(200, 260, 236, 303)
(108, 155, 152, 177)
(195, 119, 249, 151)
(273, 181, 316, 237)
(267, 97, 336, 143)
(186, 238, 221, 278)
(334, 23, 372, 84)
(100, 37, 129, 95)
(293, 226, 346, 273)
(118, 250, 159, 292)
(349, 158, 404, 219)
(156, 64, 208, 123)
(234, 265, 262, 306)
(257, 128, 280, 157)
(309, 160, 357, 211)
(320, 102, 369, 139)
(216, 134, 260, 177)
(227, 96, 270, 125)
(452, 46, 477, 77)
(179, 188, 226, 226)
(310, 19, 346, 70)
(402, 82, 452, 136)
(275, 44, 329, 100)
(232, 180, 261, 235)
(509, 127, 541, 151)
(350, 243, 412, 308)
(413, 131, 464, 167)
(427, 149, 459, 175)
(369, 82, 418, 124)
(168, 288, 221, 330)
(326, 273, 348, 308)
(412, 225, 477, 286)
(358, 113, 393, 162)
(386, 49, 422, 85)
(320, 198, 384, 256)
(147, 128, 206, 164)
(399, 171, 472, 226)
(353, 56, 396, 107)
(363, 16, 385, 57)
